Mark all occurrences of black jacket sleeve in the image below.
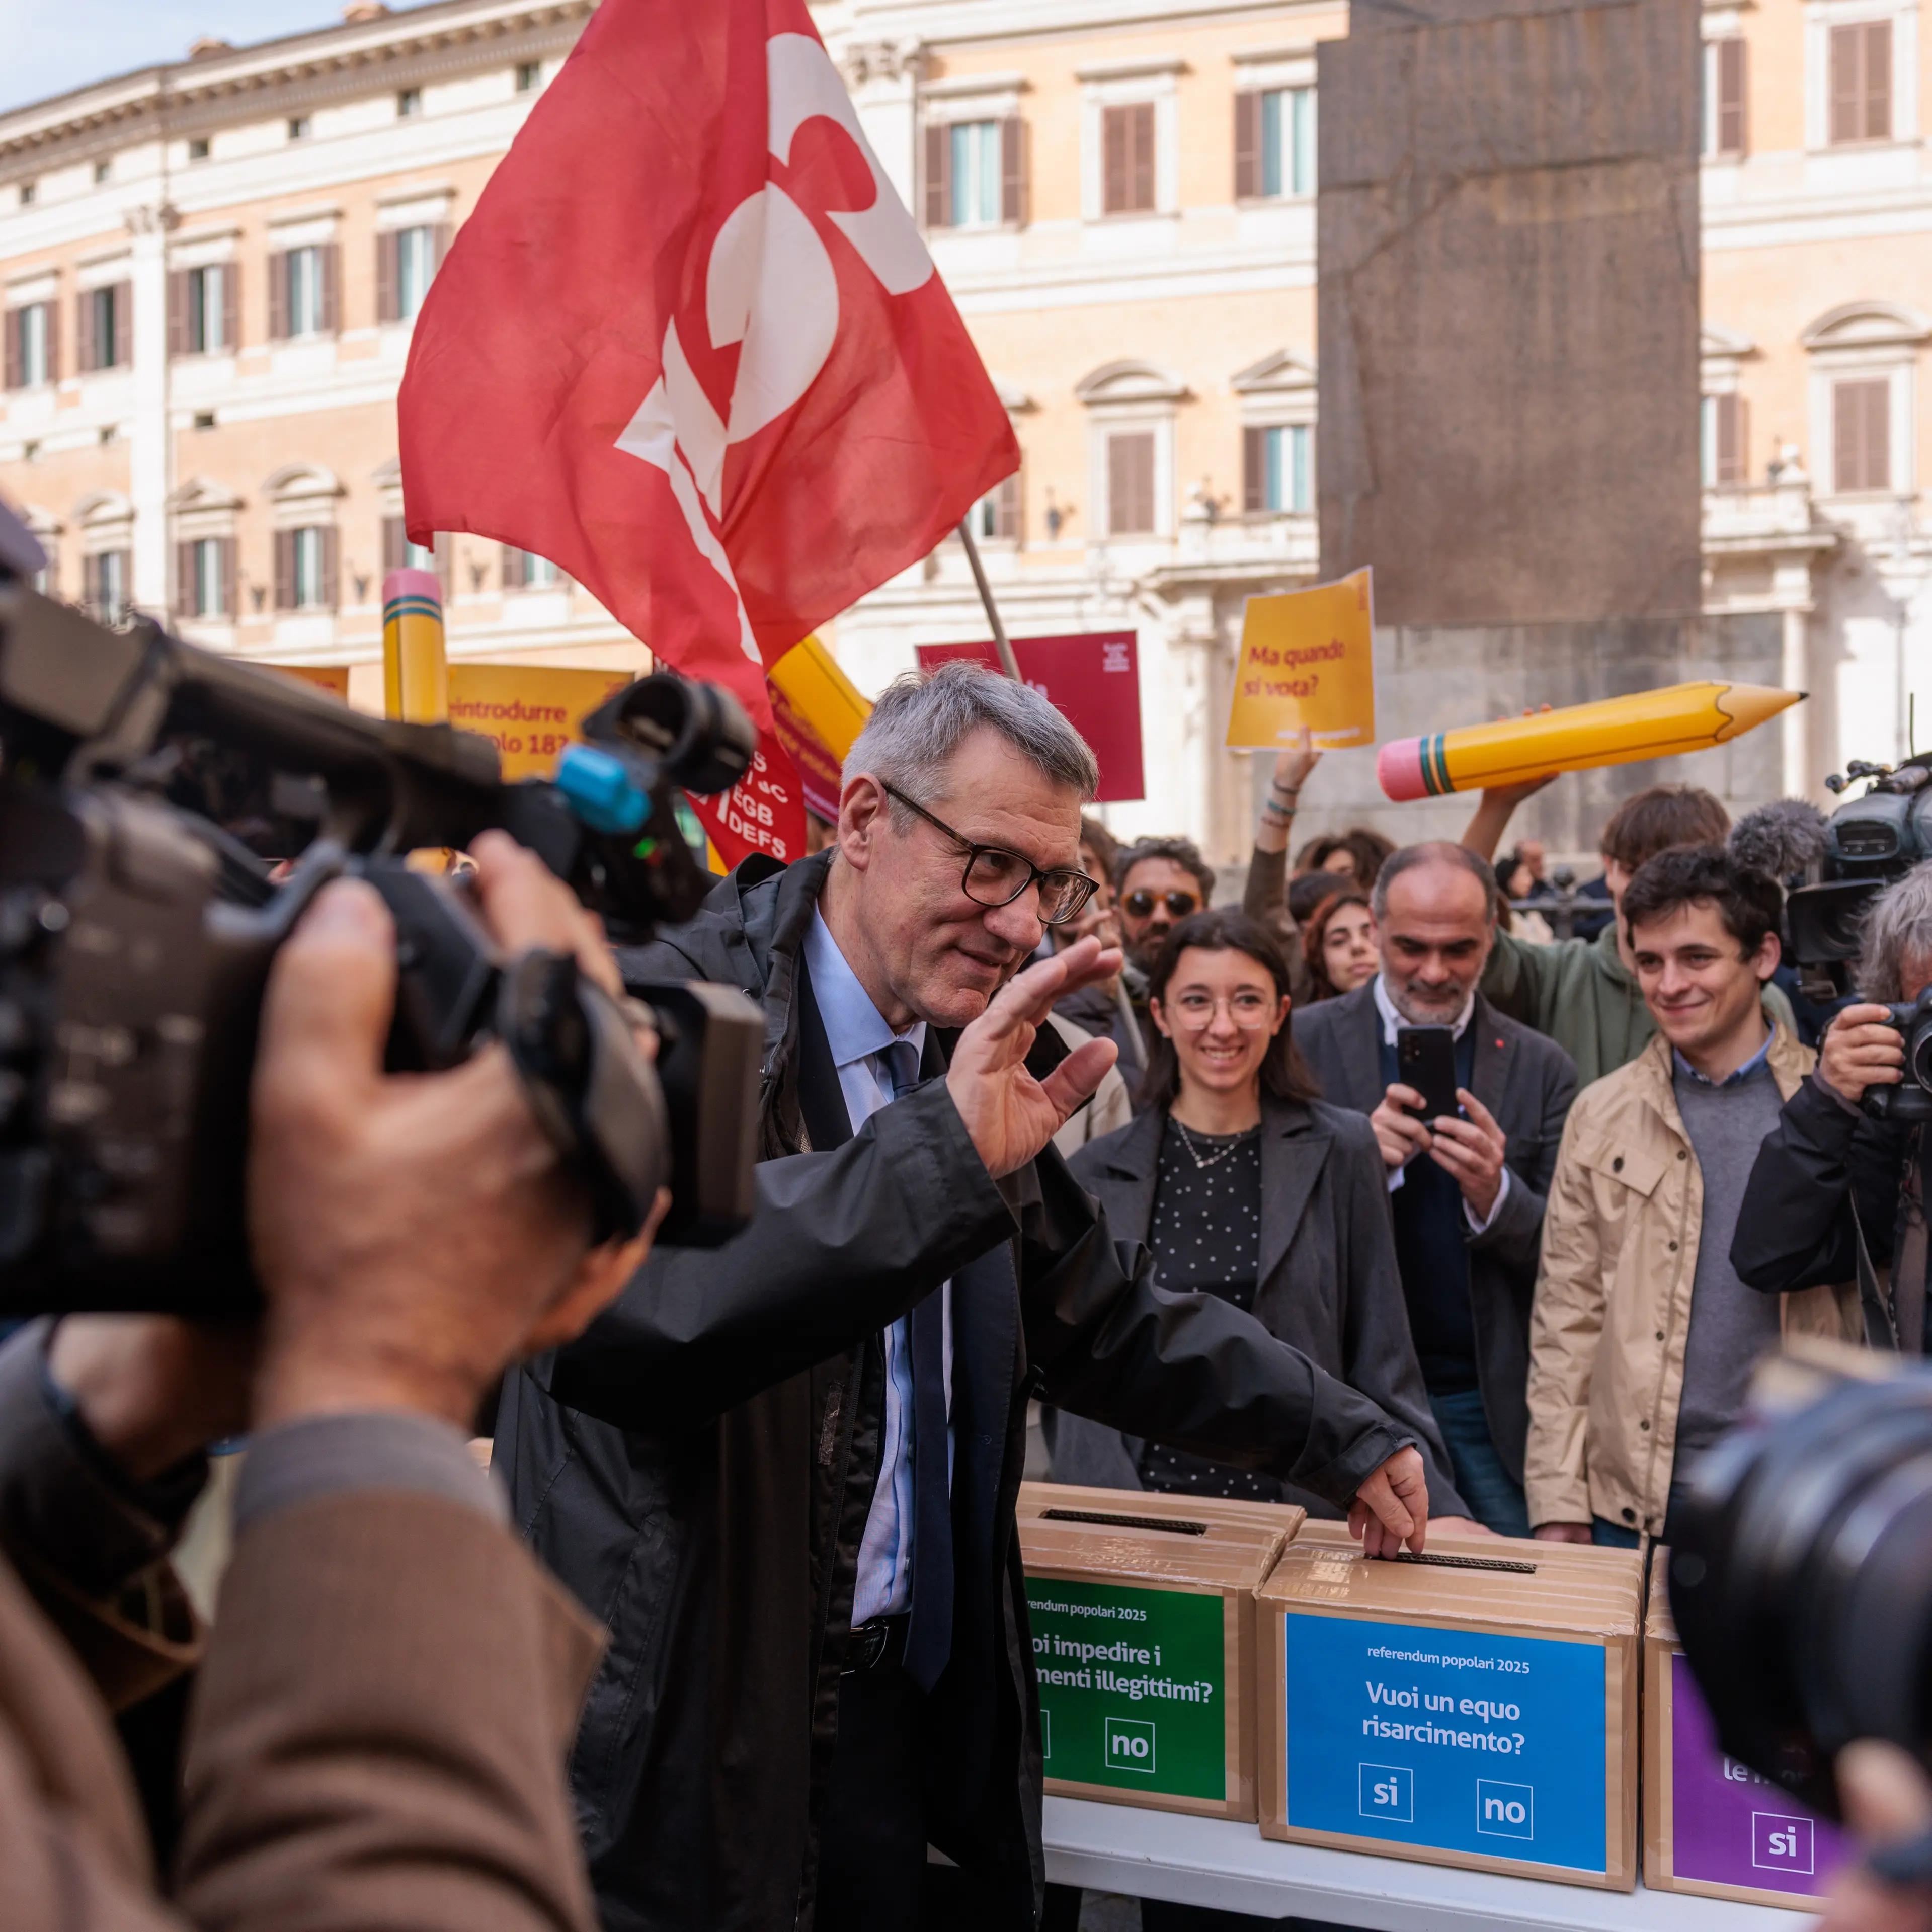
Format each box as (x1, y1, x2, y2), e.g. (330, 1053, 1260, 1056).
(1015, 1152, 1416, 1511)
(538, 1080, 1015, 1431)
(1732, 1073, 1909, 1292)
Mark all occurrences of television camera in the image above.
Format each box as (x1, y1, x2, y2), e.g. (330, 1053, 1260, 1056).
(0, 502, 761, 1315)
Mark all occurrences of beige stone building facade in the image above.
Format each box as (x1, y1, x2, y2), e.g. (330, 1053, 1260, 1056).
(0, 0, 1925, 850)
(0, 0, 646, 717)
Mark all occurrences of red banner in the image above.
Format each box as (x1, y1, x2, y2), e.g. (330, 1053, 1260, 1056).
(916, 632, 1145, 802)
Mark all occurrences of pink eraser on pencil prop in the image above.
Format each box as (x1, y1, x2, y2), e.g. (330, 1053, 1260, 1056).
(382, 567, 443, 610)
(1378, 737, 1428, 803)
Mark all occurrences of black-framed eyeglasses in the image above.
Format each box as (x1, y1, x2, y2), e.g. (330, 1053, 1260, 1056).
(882, 783, 1100, 927)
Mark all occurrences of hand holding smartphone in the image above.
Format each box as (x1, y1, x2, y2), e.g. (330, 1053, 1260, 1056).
(1396, 1025, 1463, 1124)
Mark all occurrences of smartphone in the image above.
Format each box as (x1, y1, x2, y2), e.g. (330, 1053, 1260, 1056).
(1396, 1025, 1463, 1124)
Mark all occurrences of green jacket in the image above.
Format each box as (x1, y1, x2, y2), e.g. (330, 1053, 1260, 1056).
(1482, 921, 1796, 1090)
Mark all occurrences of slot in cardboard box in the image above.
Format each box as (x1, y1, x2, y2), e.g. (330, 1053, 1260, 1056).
(1019, 1508, 1289, 1821)
(1258, 1536, 1643, 1889)
(1643, 1551, 1850, 1906)
(1017, 1479, 1308, 1550)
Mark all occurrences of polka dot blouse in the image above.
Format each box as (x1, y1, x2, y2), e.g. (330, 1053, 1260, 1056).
(1135, 1116, 1281, 1504)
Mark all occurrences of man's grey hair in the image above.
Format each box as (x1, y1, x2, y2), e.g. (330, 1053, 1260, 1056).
(1857, 860, 1932, 1002)
(1371, 841, 1501, 926)
(843, 662, 1098, 809)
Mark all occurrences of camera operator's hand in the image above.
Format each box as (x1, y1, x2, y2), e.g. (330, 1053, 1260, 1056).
(1349, 1444, 1430, 1557)
(249, 834, 665, 1431)
(45, 1317, 254, 1483)
(1820, 1005, 1906, 1106)
(946, 934, 1123, 1179)
(1824, 1741, 1932, 1932)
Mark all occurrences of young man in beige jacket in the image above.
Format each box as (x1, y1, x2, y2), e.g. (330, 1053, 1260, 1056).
(1525, 845, 1860, 1547)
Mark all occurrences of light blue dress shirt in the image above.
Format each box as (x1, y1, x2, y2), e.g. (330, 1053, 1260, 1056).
(801, 909, 953, 1625)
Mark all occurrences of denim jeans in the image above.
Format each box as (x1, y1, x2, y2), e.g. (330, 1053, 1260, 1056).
(1426, 1386, 1531, 1538)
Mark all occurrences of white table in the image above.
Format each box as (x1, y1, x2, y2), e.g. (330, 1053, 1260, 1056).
(1043, 1798, 1819, 1930)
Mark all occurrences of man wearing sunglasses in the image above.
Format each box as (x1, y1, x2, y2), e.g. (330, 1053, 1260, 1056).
(1114, 836, 1217, 974)
(498, 664, 1436, 1932)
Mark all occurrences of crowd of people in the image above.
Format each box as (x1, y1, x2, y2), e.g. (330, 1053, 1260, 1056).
(4, 642, 1927, 1932)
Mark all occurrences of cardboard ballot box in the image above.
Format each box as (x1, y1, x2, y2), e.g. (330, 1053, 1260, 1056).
(1017, 1479, 1308, 1548)
(1019, 1505, 1291, 1822)
(1643, 1552, 1850, 1906)
(1258, 1537, 1643, 1889)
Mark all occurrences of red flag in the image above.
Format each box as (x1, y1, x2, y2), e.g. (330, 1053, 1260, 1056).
(397, 0, 1017, 727)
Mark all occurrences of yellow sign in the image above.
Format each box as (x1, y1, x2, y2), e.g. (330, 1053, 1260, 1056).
(1226, 569, 1377, 751)
(446, 666, 634, 781)
(272, 665, 351, 700)
(768, 632, 871, 763)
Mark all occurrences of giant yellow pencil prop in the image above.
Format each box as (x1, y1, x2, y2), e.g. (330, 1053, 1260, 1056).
(1377, 681, 1803, 801)
(381, 567, 449, 724)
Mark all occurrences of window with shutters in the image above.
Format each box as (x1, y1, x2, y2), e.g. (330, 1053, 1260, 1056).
(948, 122, 1001, 228)
(396, 226, 436, 319)
(922, 114, 1024, 230)
(504, 547, 562, 590)
(285, 247, 326, 337)
(1101, 103, 1157, 215)
(1106, 432, 1157, 536)
(516, 61, 542, 92)
(283, 526, 334, 610)
(83, 550, 129, 624)
(1829, 20, 1893, 144)
(965, 473, 1021, 544)
(5, 302, 53, 389)
(1701, 394, 1748, 486)
(1703, 38, 1748, 156)
(178, 536, 233, 619)
(1242, 424, 1313, 513)
(80, 283, 129, 373)
(181, 265, 231, 355)
(1832, 377, 1893, 491)
(383, 516, 441, 577)
(1235, 87, 1316, 199)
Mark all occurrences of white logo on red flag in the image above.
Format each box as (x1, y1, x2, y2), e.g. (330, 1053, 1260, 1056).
(614, 33, 936, 670)
(399, 0, 1017, 745)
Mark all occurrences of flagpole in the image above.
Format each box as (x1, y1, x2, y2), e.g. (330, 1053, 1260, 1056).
(957, 518, 1024, 683)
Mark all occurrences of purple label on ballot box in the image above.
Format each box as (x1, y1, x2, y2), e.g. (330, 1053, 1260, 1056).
(1670, 1654, 1849, 1895)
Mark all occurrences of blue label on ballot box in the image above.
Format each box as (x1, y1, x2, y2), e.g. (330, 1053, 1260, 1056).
(1282, 1615, 1606, 1873)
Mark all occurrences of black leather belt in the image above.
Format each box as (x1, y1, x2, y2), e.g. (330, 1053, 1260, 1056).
(844, 1614, 909, 1676)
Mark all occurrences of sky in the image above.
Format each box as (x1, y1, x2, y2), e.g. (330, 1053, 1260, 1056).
(0, 0, 353, 115)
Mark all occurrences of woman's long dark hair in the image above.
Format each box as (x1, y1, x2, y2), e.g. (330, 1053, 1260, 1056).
(1136, 907, 1320, 1113)
(1303, 887, 1373, 1001)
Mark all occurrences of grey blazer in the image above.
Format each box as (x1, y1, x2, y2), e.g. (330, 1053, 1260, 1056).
(1290, 981, 1578, 1485)
(1049, 1096, 1467, 1521)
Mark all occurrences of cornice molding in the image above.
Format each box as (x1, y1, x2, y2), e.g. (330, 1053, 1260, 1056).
(0, 0, 591, 174)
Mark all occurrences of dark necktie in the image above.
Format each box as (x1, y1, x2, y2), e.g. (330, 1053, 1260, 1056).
(883, 1040, 954, 1691)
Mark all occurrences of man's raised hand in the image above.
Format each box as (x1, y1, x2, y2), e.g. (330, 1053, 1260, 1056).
(946, 935, 1122, 1178)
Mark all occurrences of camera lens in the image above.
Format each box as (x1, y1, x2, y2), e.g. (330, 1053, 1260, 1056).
(588, 675, 756, 799)
(1673, 1369, 1932, 1816)
(1909, 1017, 1932, 1091)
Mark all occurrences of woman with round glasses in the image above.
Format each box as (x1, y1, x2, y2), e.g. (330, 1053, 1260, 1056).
(1048, 907, 1469, 1527)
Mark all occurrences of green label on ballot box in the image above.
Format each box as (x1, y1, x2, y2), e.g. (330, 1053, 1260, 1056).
(1026, 1577, 1226, 1801)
